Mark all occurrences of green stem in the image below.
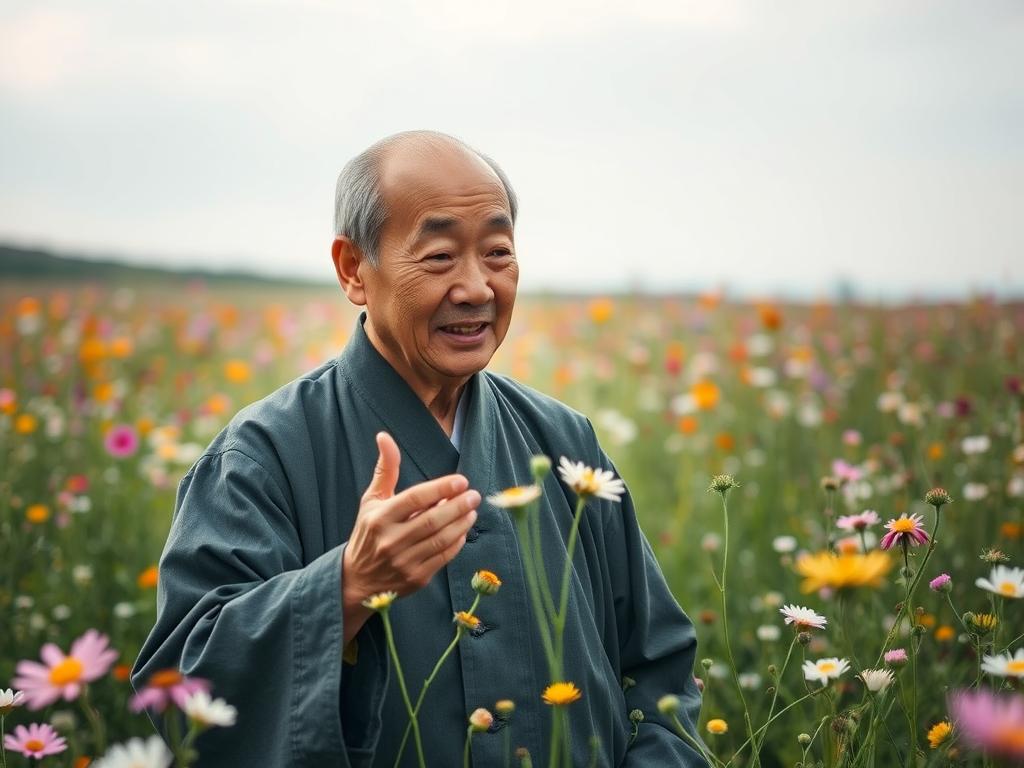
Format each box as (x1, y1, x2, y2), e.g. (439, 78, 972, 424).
(1, 714, 7, 768)
(464, 726, 474, 768)
(165, 708, 187, 768)
(515, 512, 557, 678)
(548, 705, 563, 768)
(528, 497, 557, 622)
(725, 690, 820, 767)
(669, 713, 721, 768)
(79, 684, 106, 756)
(752, 635, 797, 759)
(554, 496, 587, 676)
(382, 610, 426, 768)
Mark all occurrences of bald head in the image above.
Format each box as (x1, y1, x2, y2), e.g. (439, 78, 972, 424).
(333, 130, 518, 267)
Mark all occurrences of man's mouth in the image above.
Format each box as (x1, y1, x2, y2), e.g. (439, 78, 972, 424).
(438, 322, 489, 336)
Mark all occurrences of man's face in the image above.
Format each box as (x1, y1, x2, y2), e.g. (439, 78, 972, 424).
(359, 144, 518, 388)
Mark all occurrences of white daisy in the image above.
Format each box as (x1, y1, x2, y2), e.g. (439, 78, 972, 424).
(0, 688, 25, 714)
(92, 736, 172, 768)
(556, 457, 625, 502)
(981, 648, 1024, 678)
(756, 625, 781, 642)
(858, 668, 894, 692)
(486, 485, 542, 509)
(976, 565, 1024, 599)
(780, 604, 828, 630)
(182, 691, 238, 728)
(802, 657, 850, 687)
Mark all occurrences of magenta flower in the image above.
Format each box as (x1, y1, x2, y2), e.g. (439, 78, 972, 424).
(104, 424, 140, 458)
(12, 629, 118, 709)
(130, 669, 211, 713)
(831, 460, 863, 483)
(929, 573, 953, 592)
(3, 722, 68, 759)
(884, 648, 908, 667)
(949, 689, 1024, 760)
(836, 510, 880, 532)
(879, 513, 929, 551)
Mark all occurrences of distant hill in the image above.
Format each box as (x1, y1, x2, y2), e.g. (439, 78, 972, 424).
(0, 243, 331, 287)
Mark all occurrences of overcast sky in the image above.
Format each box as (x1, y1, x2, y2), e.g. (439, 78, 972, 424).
(1, 1, 1021, 298)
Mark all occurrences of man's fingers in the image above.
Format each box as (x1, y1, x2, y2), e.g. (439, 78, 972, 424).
(396, 510, 476, 574)
(417, 525, 473, 579)
(362, 432, 401, 503)
(380, 473, 470, 522)
(401, 490, 479, 545)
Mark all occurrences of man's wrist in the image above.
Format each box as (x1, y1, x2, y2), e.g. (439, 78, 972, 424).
(341, 547, 373, 644)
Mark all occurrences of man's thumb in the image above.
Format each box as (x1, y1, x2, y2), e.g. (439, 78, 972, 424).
(365, 431, 400, 501)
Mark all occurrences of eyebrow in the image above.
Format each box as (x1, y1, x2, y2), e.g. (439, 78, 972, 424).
(414, 213, 513, 242)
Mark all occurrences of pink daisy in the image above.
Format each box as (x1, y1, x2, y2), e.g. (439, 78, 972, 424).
(948, 689, 1024, 760)
(879, 513, 929, 551)
(12, 629, 118, 709)
(836, 510, 880, 532)
(104, 424, 140, 458)
(3, 722, 67, 759)
(130, 669, 211, 713)
(832, 459, 863, 483)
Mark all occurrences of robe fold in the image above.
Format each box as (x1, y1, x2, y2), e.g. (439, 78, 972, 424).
(134, 313, 706, 767)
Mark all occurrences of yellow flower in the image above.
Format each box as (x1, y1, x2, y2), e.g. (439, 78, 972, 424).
(587, 298, 614, 324)
(25, 504, 50, 524)
(706, 718, 729, 735)
(223, 359, 251, 384)
(454, 611, 481, 631)
(691, 380, 721, 411)
(542, 682, 582, 706)
(487, 485, 541, 509)
(14, 413, 37, 435)
(362, 591, 398, 612)
(471, 570, 502, 596)
(927, 720, 953, 749)
(795, 551, 892, 593)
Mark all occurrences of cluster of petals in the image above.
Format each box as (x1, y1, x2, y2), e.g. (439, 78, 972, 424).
(879, 513, 929, 551)
(130, 669, 211, 713)
(779, 604, 827, 630)
(12, 629, 118, 709)
(3, 723, 67, 758)
(858, 668, 894, 692)
(92, 735, 173, 768)
(976, 565, 1024, 599)
(802, 657, 850, 686)
(556, 457, 625, 502)
(486, 485, 542, 509)
(836, 510, 880, 532)
(182, 690, 237, 728)
(0, 688, 25, 713)
(948, 689, 1024, 760)
(981, 649, 1024, 679)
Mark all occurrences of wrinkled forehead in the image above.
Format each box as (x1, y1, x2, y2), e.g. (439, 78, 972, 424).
(378, 143, 511, 241)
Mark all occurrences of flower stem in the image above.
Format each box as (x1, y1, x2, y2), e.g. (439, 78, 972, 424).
(515, 511, 557, 678)
(463, 726, 474, 768)
(547, 705, 563, 768)
(752, 635, 797, 759)
(381, 610, 426, 768)
(553, 496, 587, 674)
(528, 496, 557, 622)
(79, 684, 106, 756)
(1, 714, 7, 768)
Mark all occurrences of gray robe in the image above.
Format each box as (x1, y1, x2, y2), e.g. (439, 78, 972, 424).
(133, 314, 706, 767)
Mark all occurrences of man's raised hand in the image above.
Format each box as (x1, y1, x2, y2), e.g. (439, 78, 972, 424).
(341, 432, 478, 643)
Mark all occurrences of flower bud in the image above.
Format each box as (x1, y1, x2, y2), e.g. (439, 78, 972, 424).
(797, 631, 812, 646)
(515, 747, 533, 768)
(820, 476, 839, 492)
(797, 733, 812, 746)
(929, 573, 953, 593)
(708, 474, 739, 494)
(471, 570, 502, 596)
(530, 455, 552, 480)
(980, 548, 1010, 564)
(495, 699, 515, 717)
(701, 658, 714, 670)
(629, 708, 645, 724)
(657, 694, 680, 716)
(924, 487, 952, 509)
(469, 707, 493, 732)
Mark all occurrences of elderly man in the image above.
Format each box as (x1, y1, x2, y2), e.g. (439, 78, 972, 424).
(134, 131, 705, 767)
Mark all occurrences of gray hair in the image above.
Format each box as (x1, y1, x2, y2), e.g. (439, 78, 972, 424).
(333, 130, 518, 267)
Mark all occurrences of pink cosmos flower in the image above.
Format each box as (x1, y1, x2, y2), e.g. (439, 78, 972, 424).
(12, 629, 118, 709)
(929, 573, 953, 592)
(879, 513, 929, 551)
(832, 460, 863, 483)
(836, 510, 880, 532)
(130, 669, 211, 713)
(3, 723, 68, 759)
(104, 424, 140, 458)
(884, 648, 909, 667)
(948, 689, 1024, 760)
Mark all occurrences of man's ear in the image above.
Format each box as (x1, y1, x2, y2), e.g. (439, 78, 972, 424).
(332, 236, 368, 306)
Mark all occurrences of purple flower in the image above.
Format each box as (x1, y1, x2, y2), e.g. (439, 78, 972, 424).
(104, 424, 140, 459)
(929, 573, 953, 593)
(884, 648, 908, 667)
(879, 513, 929, 551)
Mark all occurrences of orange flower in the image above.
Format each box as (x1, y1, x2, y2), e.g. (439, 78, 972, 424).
(935, 625, 957, 642)
(17, 296, 41, 316)
(74, 757, 92, 768)
(691, 380, 720, 411)
(587, 298, 614, 324)
(714, 433, 735, 452)
(137, 566, 159, 589)
(78, 338, 107, 365)
(542, 682, 582, 706)
(14, 413, 37, 435)
(927, 442, 945, 461)
(224, 360, 251, 384)
(109, 337, 134, 358)
(112, 664, 133, 682)
(758, 304, 782, 330)
(26, 504, 50, 524)
(677, 416, 699, 435)
(1001, 522, 1022, 540)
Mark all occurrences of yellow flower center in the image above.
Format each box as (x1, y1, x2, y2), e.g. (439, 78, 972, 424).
(24, 739, 45, 752)
(1007, 660, 1024, 675)
(578, 469, 600, 495)
(890, 518, 916, 533)
(476, 570, 501, 587)
(150, 669, 183, 688)
(999, 581, 1018, 596)
(454, 611, 481, 630)
(49, 657, 84, 686)
(818, 662, 836, 674)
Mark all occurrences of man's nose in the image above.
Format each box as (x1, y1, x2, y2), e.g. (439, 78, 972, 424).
(450, 257, 495, 306)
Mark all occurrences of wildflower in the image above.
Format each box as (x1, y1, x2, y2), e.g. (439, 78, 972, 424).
(137, 566, 159, 589)
(91, 735, 173, 768)
(795, 551, 892, 592)
(542, 682, 582, 706)
(453, 611, 482, 631)
(468, 708, 493, 732)
(471, 570, 502, 596)
(691, 380, 721, 410)
(657, 694, 680, 715)
(362, 592, 398, 611)
(129, 669, 211, 713)
(965, 612, 999, 636)
(104, 424, 140, 458)
(980, 548, 1011, 565)
(487, 485, 542, 509)
(529, 455, 552, 479)
(223, 359, 251, 384)
(802, 657, 850, 686)
(981, 649, 1024, 679)
(25, 504, 50, 524)
(935, 625, 957, 642)
(964, 482, 989, 501)
(924, 487, 953, 508)
(182, 690, 237, 728)
(2, 723, 67, 759)
(14, 413, 38, 434)
(858, 669, 894, 692)
(927, 721, 953, 750)
(884, 648, 908, 667)
(976, 566, 1024, 598)
(0, 688, 25, 714)
(739, 673, 762, 690)
(879, 513, 929, 550)
(820, 476, 840, 492)
(929, 573, 953, 592)
(772, 535, 797, 553)
(706, 719, 729, 735)
(779, 604, 827, 631)
(836, 510, 880, 532)
(557, 458, 625, 501)
(948, 689, 1024, 760)
(701, 533, 721, 552)
(962, 435, 991, 455)
(13, 629, 118, 709)
(708, 474, 738, 494)
(495, 699, 515, 716)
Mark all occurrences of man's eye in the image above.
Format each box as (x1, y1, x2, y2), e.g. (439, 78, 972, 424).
(426, 253, 451, 262)
(488, 248, 512, 258)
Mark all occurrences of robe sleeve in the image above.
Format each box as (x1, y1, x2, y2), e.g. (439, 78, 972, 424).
(132, 448, 388, 768)
(594, 442, 709, 767)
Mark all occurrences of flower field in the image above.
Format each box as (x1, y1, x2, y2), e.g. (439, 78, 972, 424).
(1, 279, 1023, 766)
